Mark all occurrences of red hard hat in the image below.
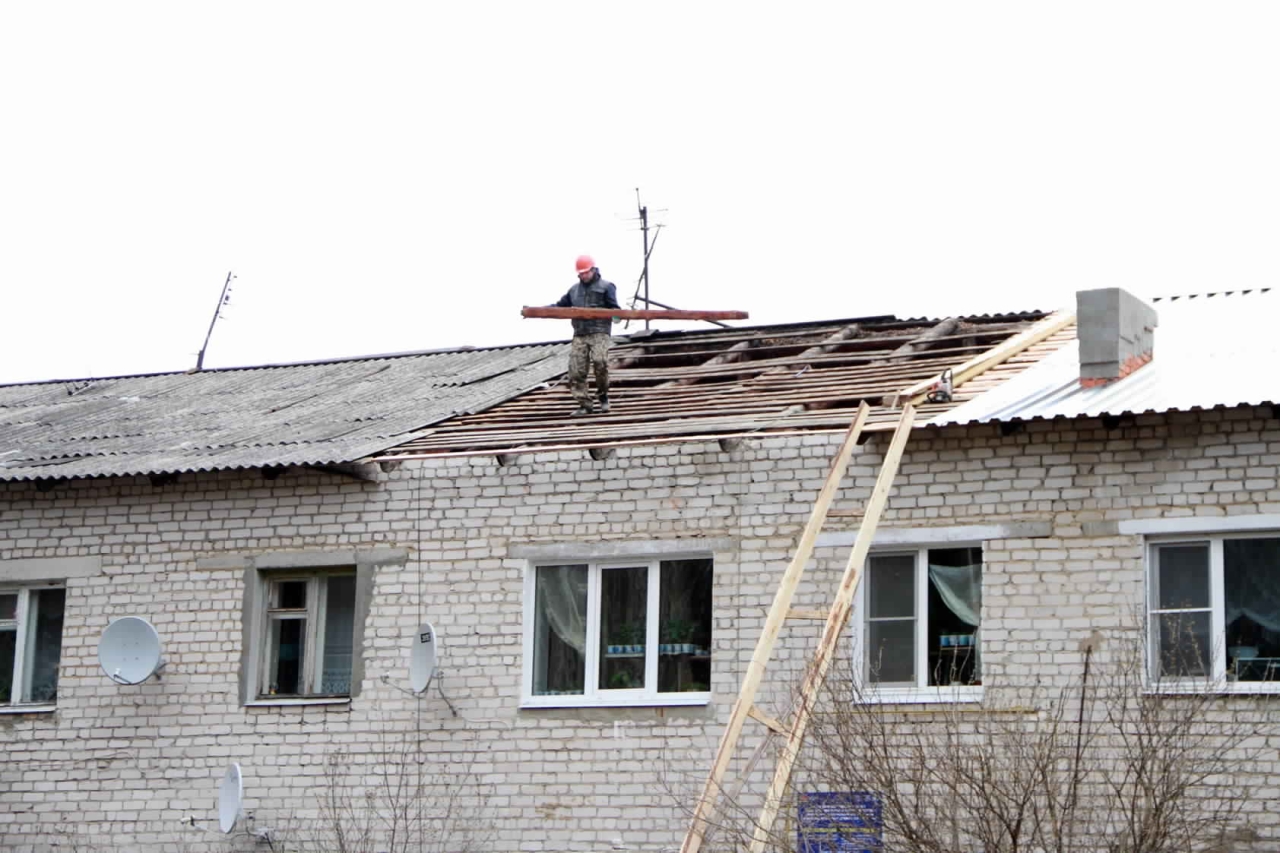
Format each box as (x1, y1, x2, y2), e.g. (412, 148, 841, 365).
(575, 255, 595, 273)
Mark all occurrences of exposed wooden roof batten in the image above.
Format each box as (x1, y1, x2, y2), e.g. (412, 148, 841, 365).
(372, 312, 1074, 461)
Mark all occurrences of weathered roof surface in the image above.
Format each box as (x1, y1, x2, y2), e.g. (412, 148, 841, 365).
(373, 311, 1072, 460)
(0, 344, 568, 481)
(933, 289, 1278, 426)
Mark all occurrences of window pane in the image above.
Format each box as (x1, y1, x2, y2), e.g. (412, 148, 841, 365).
(600, 567, 647, 691)
(26, 588, 65, 703)
(1155, 611, 1211, 678)
(1224, 538, 1280, 681)
(658, 559, 713, 694)
(276, 580, 308, 609)
(926, 548, 981, 687)
(867, 620, 914, 684)
(0, 594, 16, 621)
(0, 629, 14, 704)
(533, 565, 587, 696)
(320, 576, 356, 695)
(1155, 545, 1209, 609)
(868, 555, 914, 619)
(269, 618, 306, 695)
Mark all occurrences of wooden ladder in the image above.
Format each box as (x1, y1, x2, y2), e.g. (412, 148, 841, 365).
(679, 401, 916, 853)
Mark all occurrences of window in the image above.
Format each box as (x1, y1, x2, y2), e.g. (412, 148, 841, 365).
(857, 546, 982, 695)
(0, 585, 66, 707)
(258, 571, 357, 698)
(1148, 534, 1280, 689)
(524, 557, 713, 706)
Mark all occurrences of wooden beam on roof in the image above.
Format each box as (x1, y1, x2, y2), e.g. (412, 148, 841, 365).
(873, 318, 960, 365)
(522, 307, 748, 321)
(741, 324, 863, 385)
(890, 310, 1077, 407)
(660, 340, 753, 387)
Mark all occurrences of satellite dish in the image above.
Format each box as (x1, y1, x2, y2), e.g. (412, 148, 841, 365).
(410, 622, 438, 694)
(98, 617, 164, 684)
(219, 763, 243, 834)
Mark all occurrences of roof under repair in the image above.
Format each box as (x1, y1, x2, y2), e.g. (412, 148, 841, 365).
(10, 287, 1271, 481)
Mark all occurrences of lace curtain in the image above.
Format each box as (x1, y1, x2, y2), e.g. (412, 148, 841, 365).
(536, 564, 588, 654)
(928, 561, 981, 627)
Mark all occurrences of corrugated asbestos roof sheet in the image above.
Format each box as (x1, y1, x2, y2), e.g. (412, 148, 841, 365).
(373, 312, 1068, 460)
(0, 344, 568, 481)
(932, 289, 1278, 426)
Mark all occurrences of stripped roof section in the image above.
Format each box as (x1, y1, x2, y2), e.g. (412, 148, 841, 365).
(0, 343, 568, 481)
(374, 312, 1071, 460)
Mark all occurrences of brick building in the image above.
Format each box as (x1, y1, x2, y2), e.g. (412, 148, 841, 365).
(2, 289, 1278, 852)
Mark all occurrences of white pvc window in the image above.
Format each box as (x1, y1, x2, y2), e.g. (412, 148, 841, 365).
(1148, 534, 1280, 691)
(0, 586, 66, 706)
(855, 546, 983, 701)
(524, 558, 713, 707)
(259, 572, 356, 698)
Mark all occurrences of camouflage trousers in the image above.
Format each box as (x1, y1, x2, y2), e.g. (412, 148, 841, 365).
(568, 333, 611, 406)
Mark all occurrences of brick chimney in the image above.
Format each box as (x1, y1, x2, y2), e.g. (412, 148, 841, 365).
(1076, 288, 1158, 387)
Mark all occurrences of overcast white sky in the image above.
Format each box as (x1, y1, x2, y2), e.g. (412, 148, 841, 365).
(2, 3, 1278, 384)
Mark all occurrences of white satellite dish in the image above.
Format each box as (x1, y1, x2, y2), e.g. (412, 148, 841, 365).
(98, 617, 164, 684)
(410, 622, 438, 694)
(219, 763, 243, 834)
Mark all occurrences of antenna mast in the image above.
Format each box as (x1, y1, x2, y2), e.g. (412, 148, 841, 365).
(637, 189, 650, 331)
(195, 271, 234, 371)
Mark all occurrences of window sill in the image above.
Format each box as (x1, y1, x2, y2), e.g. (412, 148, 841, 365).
(1147, 680, 1280, 697)
(521, 692, 711, 710)
(856, 686, 984, 705)
(245, 697, 351, 708)
(0, 704, 56, 715)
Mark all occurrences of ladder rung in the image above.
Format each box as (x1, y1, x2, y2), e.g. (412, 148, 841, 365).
(747, 705, 790, 736)
(786, 608, 829, 621)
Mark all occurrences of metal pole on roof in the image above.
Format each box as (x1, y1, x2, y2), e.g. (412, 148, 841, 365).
(195, 271, 234, 371)
(637, 188, 650, 332)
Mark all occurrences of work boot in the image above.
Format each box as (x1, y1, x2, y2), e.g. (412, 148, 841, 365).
(572, 402, 595, 416)
(597, 395, 610, 413)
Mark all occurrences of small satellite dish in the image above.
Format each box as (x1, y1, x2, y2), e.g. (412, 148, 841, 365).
(98, 617, 164, 684)
(219, 763, 243, 834)
(410, 622, 438, 694)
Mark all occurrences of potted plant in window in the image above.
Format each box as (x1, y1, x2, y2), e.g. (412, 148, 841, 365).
(662, 618, 694, 654)
(627, 622, 646, 655)
(609, 670, 637, 689)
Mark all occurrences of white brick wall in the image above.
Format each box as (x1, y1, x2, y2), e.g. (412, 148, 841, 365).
(4, 406, 1280, 851)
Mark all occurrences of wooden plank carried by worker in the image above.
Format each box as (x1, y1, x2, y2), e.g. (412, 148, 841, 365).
(521, 306, 748, 321)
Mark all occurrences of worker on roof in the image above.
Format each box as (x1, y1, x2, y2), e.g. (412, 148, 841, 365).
(553, 255, 620, 416)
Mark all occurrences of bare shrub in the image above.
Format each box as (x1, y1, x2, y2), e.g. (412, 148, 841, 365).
(286, 726, 494, 853)
(682, 621, 1276, 853)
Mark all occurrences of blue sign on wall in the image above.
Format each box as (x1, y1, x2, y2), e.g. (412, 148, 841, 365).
(796, 791, 883, 853)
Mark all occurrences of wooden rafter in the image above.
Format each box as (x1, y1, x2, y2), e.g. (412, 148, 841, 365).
(891, 309, 1076, 406)
(367, 312, 1067, 461)
(872, 317, 960, 365)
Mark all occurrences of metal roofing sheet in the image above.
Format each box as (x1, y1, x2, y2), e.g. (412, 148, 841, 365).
(0, 343, 568, 480)
(932, 289, 1278, 426)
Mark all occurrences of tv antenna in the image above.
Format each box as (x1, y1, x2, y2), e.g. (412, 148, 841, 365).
(98, 617, 166, 684)
(626, 191, 730, 331)
(195, 270, 235, 371)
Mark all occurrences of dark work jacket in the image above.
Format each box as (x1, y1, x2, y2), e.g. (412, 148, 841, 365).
(555, 271, 620, 337)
